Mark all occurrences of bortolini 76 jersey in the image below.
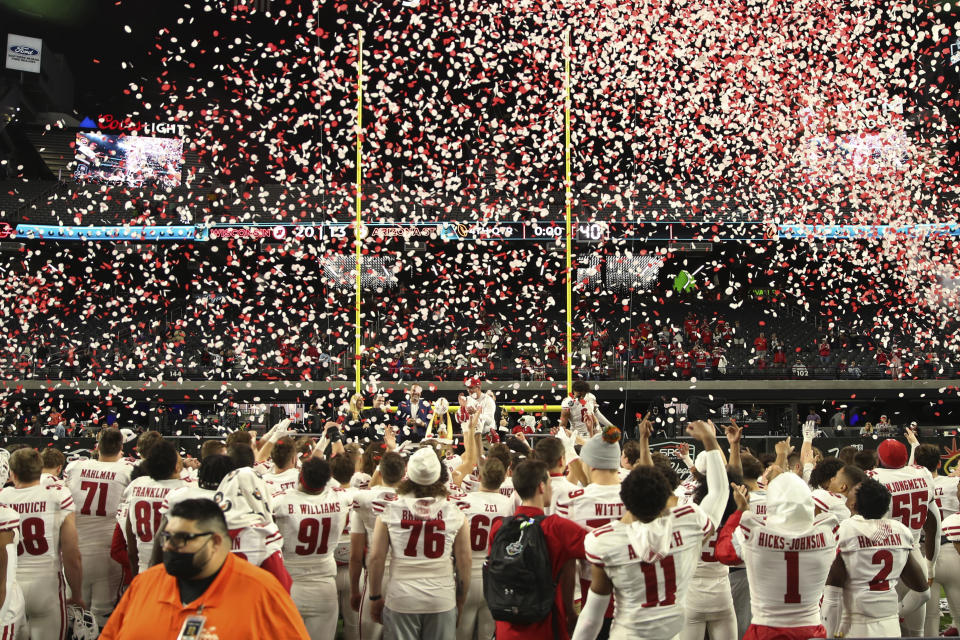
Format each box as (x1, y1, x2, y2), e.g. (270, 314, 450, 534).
(65, 459, 133, 550)
(866, 466, 934, 545)
(273, 487, 353, 581)
(836, 516, 915, 619)
(0, 483, 74, 573)
(583, 504, 713, 639)
(736, 511, 839, 628)
(455, 491, 515, 560)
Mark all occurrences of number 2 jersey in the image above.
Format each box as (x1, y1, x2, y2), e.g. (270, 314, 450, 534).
(64, 459, 133, 557)
(375, 494, 466, 614)
(836, 515, 915, 622)
(583, 504, 713, 640)
(272, 487, 353, 582)
(866, 465, 934, 546)
(0, 482, 75, 576)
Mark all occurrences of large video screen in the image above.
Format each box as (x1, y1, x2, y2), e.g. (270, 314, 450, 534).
(74, 132, 183, 188)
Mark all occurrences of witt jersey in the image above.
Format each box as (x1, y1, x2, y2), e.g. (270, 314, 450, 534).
(273, 487, 352, 580)
(375, 495, 466, 614)
(160, 486, 216, 517)
(867, 465, 935, 546)
(933, 475, 960, 520)
(556, 484, 625, 582)
(811, 488, 851, 522)
(124, 477, 185, 569)
(583, 505, 713, 639)
(263, 468, 299, 496)
(455, 491, 516, 562)
(837, 516, 914, 620)
(0, 483, 74, 575)
(734, 511, 839, 627)
(65, 459, 133, 553)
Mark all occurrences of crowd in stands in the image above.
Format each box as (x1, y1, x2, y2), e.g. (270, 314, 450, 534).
(0, 380, 956, 638)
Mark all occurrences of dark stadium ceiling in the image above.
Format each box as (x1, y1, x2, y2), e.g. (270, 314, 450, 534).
(0, 0, 958, 227)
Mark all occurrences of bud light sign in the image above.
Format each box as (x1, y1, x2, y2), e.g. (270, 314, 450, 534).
(5, 34, 42, 73)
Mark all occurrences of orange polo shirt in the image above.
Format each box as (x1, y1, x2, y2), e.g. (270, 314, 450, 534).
(99, 552, 309, 640)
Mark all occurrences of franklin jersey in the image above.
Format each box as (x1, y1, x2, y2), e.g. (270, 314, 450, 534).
(583, 505, 713, 640)
(836, 515, 914, 623)
(123, 476, 185, 572)
(867, 465, 934, 546)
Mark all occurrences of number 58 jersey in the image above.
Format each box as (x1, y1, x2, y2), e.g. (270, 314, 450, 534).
(0, 483, 75, 575)
(836, 515, 914, 619)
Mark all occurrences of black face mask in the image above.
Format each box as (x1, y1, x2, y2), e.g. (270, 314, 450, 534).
(163, 539, 211, 579)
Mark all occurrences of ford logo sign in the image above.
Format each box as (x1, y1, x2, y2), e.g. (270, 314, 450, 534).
(10, 46, 39, 56)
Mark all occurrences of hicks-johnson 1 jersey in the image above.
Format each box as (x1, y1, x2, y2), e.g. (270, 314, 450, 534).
(0, 483, 75, 575)
(866, 465, 935, 546)
(273, 487, 353, 581)
(454, 491, 515, 562)
(735, 511, 839, 628)
(933, 475, 960, 521)
(375, 495, 466, 614)
(837, 515, 915, 620)
(583, 504, 713, 640)
(65, 459, 133, 553)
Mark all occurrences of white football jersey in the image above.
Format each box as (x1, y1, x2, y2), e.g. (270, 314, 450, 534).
(333, 483, 356, 568)
(0, 483, 75, 575)
(65, 459, 133, 554)
(583, 504, 713, 639)
(160, 486, 216, 516)
(263, 468, 299, 496)
(867, 465, 935, 545)
(811, 488, 851, 522)
(454, 491, 515, 562)
(351, 487, 398, 541)
(547, 473, 579, 516)
(375, 495, 466, 614)
(273, 487, 352, 580)
(228, 522, 283, 567)
(944, 513, 960, 543)
(556, 483, 625, 583)
(750, 490, 768, 518)
(735, 511, 839, 627)
(933, 475, 960, 520)
(0, 506, 24, 626)
(561, 393, 611, 438)
(837, 516, 914, 621)
(124, 476, 185, 571)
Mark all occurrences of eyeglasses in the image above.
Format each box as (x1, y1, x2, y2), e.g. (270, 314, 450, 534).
(159, 531, 214, 549)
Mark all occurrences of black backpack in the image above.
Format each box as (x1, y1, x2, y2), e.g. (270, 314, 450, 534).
(483, 515, 556, 626)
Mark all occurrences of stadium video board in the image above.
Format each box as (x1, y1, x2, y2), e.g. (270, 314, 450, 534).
(74, 132, 183, 188)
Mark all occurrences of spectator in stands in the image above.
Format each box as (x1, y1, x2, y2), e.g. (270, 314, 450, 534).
(100, 498, 309, 639)
(772, 347, 786, 370)
(818, 340, 832, 367)
(846, 360, 862, 379)
(642, 340, 657, 373)
(753, 332, 768, 354)
(769, 333, 781, 351)
(859, 422, 874, 437)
